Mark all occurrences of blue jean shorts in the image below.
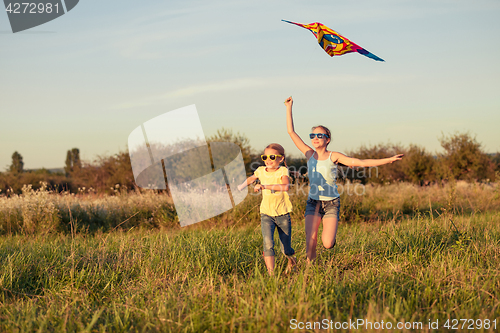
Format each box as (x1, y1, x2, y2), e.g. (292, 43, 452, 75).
(304, 197, 340, 219)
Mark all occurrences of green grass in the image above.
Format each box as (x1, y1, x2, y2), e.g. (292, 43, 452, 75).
(1, 209, 499, 332)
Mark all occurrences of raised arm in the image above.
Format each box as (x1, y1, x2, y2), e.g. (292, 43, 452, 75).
(332, 152, 404, 167)
(285, 97, 314, 157)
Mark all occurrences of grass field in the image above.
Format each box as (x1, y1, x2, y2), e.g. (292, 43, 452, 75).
(0, 181, 499, 332)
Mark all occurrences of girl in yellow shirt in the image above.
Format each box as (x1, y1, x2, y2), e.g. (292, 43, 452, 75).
(238, 143, 297, 276)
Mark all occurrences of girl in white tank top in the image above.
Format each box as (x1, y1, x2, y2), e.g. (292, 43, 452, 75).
(285, 96, 404, 264)
(307, 151, 340, 200)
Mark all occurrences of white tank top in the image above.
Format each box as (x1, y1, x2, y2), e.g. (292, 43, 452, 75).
(307, 152, 340, 200)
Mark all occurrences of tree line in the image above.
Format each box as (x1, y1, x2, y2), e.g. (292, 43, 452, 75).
(1, 130, 499, 196)
(343, 132, 499, 186)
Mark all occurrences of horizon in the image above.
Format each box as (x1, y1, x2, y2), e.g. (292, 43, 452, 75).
(2, 0, 499, 170)
(7, 140, 500, 173)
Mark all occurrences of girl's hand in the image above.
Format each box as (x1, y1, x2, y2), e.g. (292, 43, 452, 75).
(254, 184, 263, 192)
(237, 184, 244, 191)
(389, 154, 404, 163)
(284, 96, 293, 108)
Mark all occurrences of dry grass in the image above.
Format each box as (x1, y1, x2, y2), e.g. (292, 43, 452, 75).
(1, 181, 499, 236)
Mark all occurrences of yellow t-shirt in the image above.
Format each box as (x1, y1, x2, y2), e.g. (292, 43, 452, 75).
(254, 166, 293, 216)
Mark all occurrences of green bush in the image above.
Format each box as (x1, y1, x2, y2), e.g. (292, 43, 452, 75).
(438, 132, 495, 182)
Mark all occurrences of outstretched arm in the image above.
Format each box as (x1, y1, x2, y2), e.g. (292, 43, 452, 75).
(285, 97, 314, 157)
(237, 175, 258, 191)
(333, 152, 404, 167)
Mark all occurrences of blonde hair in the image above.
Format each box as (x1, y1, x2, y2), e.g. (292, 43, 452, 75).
(265, 143, 287, 168)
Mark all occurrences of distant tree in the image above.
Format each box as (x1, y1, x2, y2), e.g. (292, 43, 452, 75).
(285, 155, 308, 175)
(491, 153, 500, 169)
(206, 128, 253, 174)
(96, 151, 135, 191)
(438, 132, 495, 182)
(69, 150, 136, 193)
(65, 148, 82, 175)
(0, 167, 72, 195)
(489, 153, 500, 181)
(403, 144, 435, 185)
(9, 151, 24, 173)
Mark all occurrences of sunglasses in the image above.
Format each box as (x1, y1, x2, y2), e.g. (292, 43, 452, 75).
(309, 133, 329, 139)
(261, 154, 283, 161)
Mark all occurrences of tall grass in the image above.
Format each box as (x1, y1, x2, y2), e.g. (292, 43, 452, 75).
(1, 181, 499, 235)
(0, 183, 178, 235)
(1, 211, 499, 332)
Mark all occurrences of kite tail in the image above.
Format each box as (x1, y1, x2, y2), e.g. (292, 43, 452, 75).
(281, 19, 312, 30)
(281, 19, 302, 27)
(357, 48, 385, 62)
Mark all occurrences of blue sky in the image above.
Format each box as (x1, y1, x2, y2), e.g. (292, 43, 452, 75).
(1, 0, 499, 169)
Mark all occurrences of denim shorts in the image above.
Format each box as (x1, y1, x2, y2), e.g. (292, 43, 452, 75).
(260, 213, 295, 257)
(304, 197, 340, 219)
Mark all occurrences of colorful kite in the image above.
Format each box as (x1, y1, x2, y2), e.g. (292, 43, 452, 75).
(282, 20, 384, 62)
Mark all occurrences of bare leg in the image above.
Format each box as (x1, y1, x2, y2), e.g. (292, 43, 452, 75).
(305, 214, 322, 264)
(321, 216, 339, 249)
(263, 255, 275, 276)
